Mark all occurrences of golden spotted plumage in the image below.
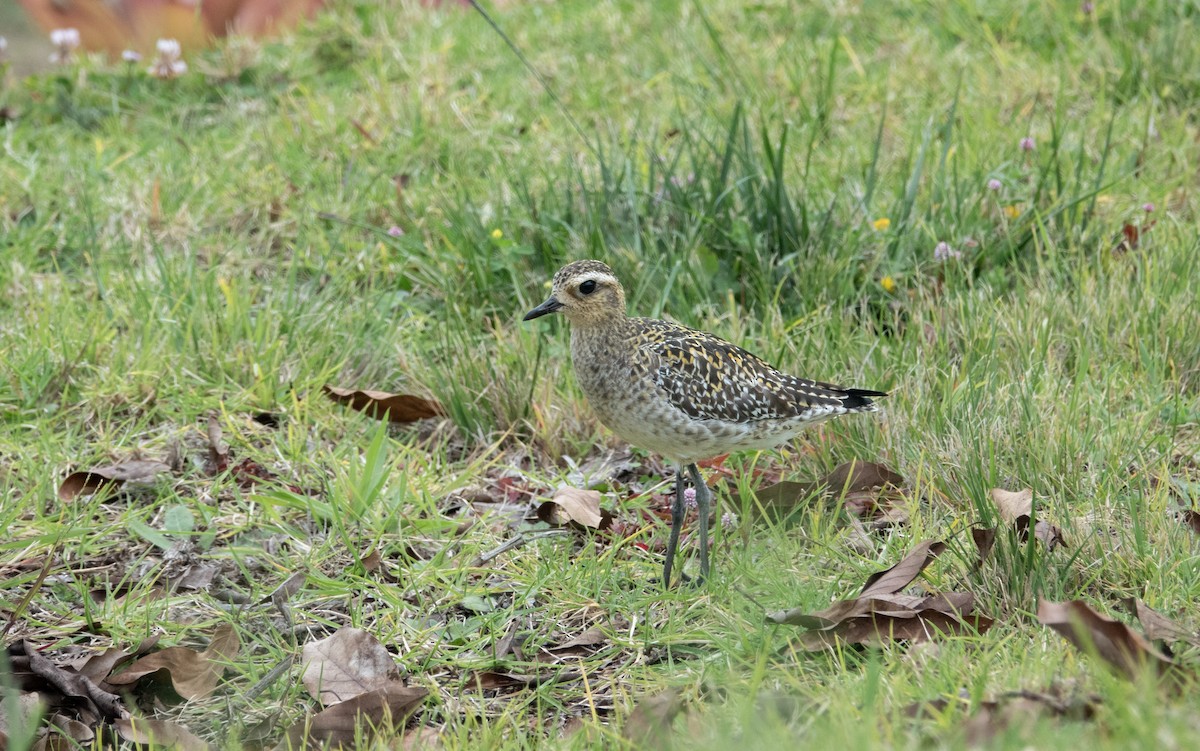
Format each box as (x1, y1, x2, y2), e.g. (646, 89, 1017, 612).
(524, 260, 887, 587)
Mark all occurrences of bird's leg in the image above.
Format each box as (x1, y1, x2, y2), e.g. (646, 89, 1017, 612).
(687, 463, 711, 585)
(663, 465, 686, 590)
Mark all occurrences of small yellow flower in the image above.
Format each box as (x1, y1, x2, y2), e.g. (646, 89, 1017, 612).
(881, 275, 896, 293)
(490, 228, 503, 240)
(872, 217, 891, 231)
(1003, 205, 1020, 219)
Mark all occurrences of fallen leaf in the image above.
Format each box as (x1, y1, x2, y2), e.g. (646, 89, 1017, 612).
(71, 637, 160, 682)
(283, 684, 427, 750)
(744, 460, 905, 522)
(6, 641, 125, 720)
(106, 625, 240, 700)
(206, 413, 229, 473)
(58, 460, 171, 501)
(546, 627, 608, 654)
(1122, 599, 1200, 648)
(115, 717, 210, 751)
(536, 486, 613, 530)
(794, 607, 994, 650)
(971, 527, 997, 566)
(466, 669, 580, 691)
(323, 386, 444, 423)
(1037, 599, 1181, 682)
(622, 689, 685, 748)
(990, 488, 1065, 549)
(301, 628, 402, 706)
(1181, 509, 1200, 536)
(859, 539, 946, 596)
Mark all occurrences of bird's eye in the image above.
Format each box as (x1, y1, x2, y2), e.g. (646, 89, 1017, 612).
(579, 280, 597, 295)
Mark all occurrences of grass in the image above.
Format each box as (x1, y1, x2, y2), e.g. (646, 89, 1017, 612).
(2, 0, 1199, 748)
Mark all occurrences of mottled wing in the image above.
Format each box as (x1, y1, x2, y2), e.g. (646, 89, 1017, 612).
(631, 319, 875, 423)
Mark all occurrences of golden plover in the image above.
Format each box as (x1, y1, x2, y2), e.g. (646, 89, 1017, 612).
(524, 260, 886, 587)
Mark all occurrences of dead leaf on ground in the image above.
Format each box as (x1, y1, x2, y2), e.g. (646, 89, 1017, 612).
(1180, 509, 1200, 536)
(114, 717, 210, 751)
(467, 669, 581, 691)
(6, 641, 126, 720)
(545, 627, 608, 655)
(283, 684, 427, 750)
(301, 627, 402, 706)
(70, 637, 161, 682)
(990, 488, 1065, 549)
(860, 539, 946, 596)
(206, 413, 229, 473)
(906, 688, 1098, 744)
(765, 540, 991, 648)
(622, 689, 685, 748)
(58, 460, 171, 501)
(1121, 599, 1200, 648)
(971, 527, 997, 567)
(744, 460, 907, 524)
(1037, 599, 1183, 682)
(323, 386, 444, 423)
(106, 624, 240, 701)
(536, 486, 614, 531)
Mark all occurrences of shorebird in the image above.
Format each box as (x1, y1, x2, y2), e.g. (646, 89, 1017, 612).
(524, 260, 886, 587)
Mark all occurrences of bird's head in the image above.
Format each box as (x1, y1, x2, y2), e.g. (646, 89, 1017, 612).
(523, 260, 626, 327)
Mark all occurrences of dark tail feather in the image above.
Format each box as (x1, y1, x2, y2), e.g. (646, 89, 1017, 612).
(842, 388, 888, 411)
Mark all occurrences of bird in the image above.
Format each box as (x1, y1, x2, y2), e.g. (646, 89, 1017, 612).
(523, 260, 886, 588)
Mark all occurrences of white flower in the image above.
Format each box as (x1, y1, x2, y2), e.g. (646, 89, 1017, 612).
(148, 38, 187, 78)
(49, 28, 81, 64)
(122, 49, 143, 64)
(1, 36, 9, 58)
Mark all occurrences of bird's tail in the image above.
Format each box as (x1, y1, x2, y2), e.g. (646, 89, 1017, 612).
(842, 388, 888, 412)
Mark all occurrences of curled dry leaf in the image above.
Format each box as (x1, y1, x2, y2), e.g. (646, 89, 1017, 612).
(106, 625, 240, 701)
(301, 627, 402, 706)
(1181, 509, 1200, 536)
(765, 540, 991, 648)
(1036, 599, 1182, 682)
(859, 539, 946, 597)
(746, 460, 906, 523)
(1121, 598, 1200, 648)
(971, 527, 997, 566)
(990, 488, 1065, 549)
(622, 689, 685, 748)
(6, 641, 126, 720)
(536, 486, 613, 530)
(115, 717, 210, 751)
(323, 385, 444, 423)
(283, 684, 428, 750)
(58, 460, 171, 501)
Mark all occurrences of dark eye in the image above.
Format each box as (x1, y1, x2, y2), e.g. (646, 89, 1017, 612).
(579, 280, 597, 295)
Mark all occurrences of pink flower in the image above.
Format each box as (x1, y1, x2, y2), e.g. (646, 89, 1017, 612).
(1142, 202, 1155, 213)
(934, 241, 962, 262)
(387, 225, 404, 237)
(683, 487, 697, 510)
(987, 178, 1003, 191)
(1020, 136, 1036, 152)
(49, 28, 80, 64)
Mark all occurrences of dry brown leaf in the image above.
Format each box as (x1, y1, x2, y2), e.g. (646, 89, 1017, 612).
(70, 637, 160, 682)
(745, 460, 906, 521)
(794, 608, 994, 650)
(1037, 599, 1181, 681)
(859, 539, 946, 596)
(7, 641, 125, 720)
(1181, 509, 1200, 536)
(106, 625, 240, 700)
(466, 669, 580, 691)
(990, 487, 1065, 549)
(622, 689, 685, 748)
(283, 684, 427, 750)
(1122, 599, 1200, 648)
(114, 717, 210, 751)
(971, 527, 997, 566)
(535, 487, 613, 530)
(58, 460, 171, 501)
(546, 627, 608, 653)
(301, 628, 402, 706)
(323, 385, 444, 423)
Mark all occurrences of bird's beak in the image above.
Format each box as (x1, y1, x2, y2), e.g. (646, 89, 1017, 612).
(523, 296, 563, 321)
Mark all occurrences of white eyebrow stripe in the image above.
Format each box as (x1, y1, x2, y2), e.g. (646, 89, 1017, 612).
(581, 273, 619, 287)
